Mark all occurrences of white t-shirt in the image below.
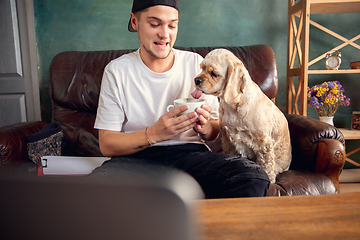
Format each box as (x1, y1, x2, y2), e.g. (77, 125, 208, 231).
(94, 48, 219, 146)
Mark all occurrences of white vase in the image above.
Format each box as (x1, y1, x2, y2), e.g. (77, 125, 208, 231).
(319, 116, 334, 126)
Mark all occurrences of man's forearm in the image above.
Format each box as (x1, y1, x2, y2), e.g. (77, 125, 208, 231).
(98, 129, 150, 157)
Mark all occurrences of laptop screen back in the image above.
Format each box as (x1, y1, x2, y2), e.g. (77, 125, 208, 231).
(0, 170, 203, 240)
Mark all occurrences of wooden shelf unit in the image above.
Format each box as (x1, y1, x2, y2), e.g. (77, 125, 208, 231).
(339, 128, 360, 167)
(286, 0, 360, 115)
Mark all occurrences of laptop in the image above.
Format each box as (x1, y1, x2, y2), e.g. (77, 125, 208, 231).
(0, 168, 203, 240)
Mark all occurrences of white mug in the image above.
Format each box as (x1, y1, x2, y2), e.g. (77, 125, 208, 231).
(167, 98, 206, 115)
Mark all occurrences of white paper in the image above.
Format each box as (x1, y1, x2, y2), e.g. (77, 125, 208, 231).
(40, 156, 110, 175)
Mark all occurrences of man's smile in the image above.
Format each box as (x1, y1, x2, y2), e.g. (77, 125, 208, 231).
(154, 41, 169, 47)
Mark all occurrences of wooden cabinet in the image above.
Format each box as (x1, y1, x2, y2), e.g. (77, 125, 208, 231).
(286, 0, 360, 115)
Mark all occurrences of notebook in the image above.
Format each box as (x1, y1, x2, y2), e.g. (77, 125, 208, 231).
(0, 168, 203, 240)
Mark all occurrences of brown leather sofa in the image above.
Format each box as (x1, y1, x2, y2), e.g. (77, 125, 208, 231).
(0, 45, 346, 196)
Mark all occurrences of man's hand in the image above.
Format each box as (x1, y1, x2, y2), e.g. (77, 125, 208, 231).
(194, 104, 220, 141)
(146, 105, 198, 144)
(193, 104, 211, 133)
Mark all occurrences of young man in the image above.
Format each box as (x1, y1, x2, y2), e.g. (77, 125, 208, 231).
(92, 0, 270, 198)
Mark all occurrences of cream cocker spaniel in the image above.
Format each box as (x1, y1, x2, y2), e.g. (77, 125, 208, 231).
(193, 49, 291, 183)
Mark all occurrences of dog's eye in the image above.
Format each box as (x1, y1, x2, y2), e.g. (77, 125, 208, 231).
(211, 72, 218, 78)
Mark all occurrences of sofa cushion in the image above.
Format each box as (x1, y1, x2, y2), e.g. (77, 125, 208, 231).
(267, 170, 337, 196)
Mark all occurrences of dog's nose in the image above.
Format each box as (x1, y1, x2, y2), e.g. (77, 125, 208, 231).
(194, 77, 204, 86)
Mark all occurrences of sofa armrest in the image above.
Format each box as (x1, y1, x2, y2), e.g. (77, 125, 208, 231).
(285, 114, 345, 191)
(315, 139, 346, 191)
(0, 121, 48, 171)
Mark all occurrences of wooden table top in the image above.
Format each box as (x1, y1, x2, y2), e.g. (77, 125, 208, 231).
(195, 192, 360, 240)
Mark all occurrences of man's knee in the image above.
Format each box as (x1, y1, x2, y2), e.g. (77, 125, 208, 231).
(231, 177, 270, 197)
(200, 155, 270, 198)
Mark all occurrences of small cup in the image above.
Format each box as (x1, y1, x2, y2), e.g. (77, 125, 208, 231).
(167, 98, 206, 116)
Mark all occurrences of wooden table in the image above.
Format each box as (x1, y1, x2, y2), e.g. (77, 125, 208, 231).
(339, 128, 360, 167)
(196, 192, 360, 240)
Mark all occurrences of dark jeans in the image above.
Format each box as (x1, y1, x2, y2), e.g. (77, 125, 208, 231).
(89, 144, 270, 198)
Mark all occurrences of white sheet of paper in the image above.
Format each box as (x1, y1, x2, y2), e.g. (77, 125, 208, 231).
(40, 156, 110, 175)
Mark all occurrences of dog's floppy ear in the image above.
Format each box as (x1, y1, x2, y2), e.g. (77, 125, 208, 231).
(223, 58, 247, 105)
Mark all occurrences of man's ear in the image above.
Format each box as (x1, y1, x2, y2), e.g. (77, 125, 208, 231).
(130, 13, 138, 31)
(223, 60, 246, 105)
